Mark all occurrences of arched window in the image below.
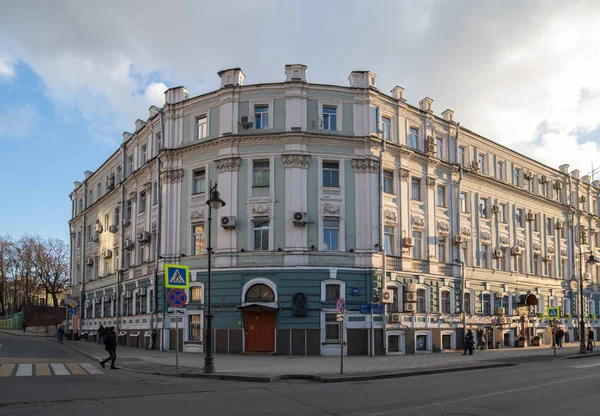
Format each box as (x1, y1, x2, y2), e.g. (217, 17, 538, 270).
(482, 293, 492, 315)
(441, 291, 451, 314)
(245, 284, 275, 303)
(463, 291, 473, 315)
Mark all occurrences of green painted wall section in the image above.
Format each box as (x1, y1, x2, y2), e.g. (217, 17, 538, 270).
(342, 103, 353, 134)
(252, 186, 269, 198)
(209, 106, 220, 139)
(307, 145, 356, 155)
(273, 99, 285, 132)
(344, 159, 356, 251)
(274, 157, 285, 249)
(194, 269, 372, 329)
(238, 101, 249, 123)
(307, 100, 319, 133)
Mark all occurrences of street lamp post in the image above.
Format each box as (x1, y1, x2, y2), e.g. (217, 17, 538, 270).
(578, 251, 599, 354)
(203, 182, 226, 374)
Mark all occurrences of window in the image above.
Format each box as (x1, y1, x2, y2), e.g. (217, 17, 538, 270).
(197, 115, 208, 138)
(139, 191, 146, 214)
(499, 203, 506, 223)
(127, 155, 134, 176)
(411, 178, 421, 201)
(458, 146, 465, 167)
(497, 161, 503, 180)
(323, 162, 340, 187)
(189, 315, 202, 341)
(253, 220, 270, 251)
(416, 289, 426, 313)
(460, 192, 468, 213)
(464, 292, 472, 314)
(141, 144, 147, 164)
(483, 294, 492, 315)
(560, 227, 566, 239)
(436, 138, 443, 159)
(381, 116, 391, 140)
(126, 296, 133, 316)
(77, 232, 82, 248)
(532, 214, 539, 231)
(253, 161, 270, 187)
(190, 286, 202, 304)
(115, 249, 119, 273)
(116, 166, 122, 183)
(153, 182, 158, 205)
(104, 214, 109, 231)
(500, 248, 509, 271)
(513, 168, 520, 186)
(412, 230, 422, 259)
(137, 292, 147, 315)
(157, 132, 163, 150)
(479, 198, 488, 218)
(408, 128, 418, 149)
(384, 226, 394, 255)
(323, 220, 339, 251)
(325, 313, 340, 341)
(103, 298, 111, 318)
(387, 285, 401, 313)
(94, 300, 100, 318)
(138, 243, 144, 265)
(383, 170, 394, 194)
(517, 255, 524, 273)
(103, 257, 109, 277)
(124, 250, 131, 269)
(192, 169, 205, 194)
(438, 237, 446, 263)
(542, 182, 548, 197)
(322, 106, 337, 130)
(500, 295, 510, 312)
(115, 206, 120, 225)
(325, 283, 341, 302)
(254, 105, 269, 129)
(478, 154, 485, 174)
(86, 225, 92, 242)
(94, 256, 99, 280)
(88, 190, 93, 207)
(192, 224, 205, 255)
(78, 198, 83, 214)
(437, 185, 446, 207)
(97, 183, 102, 200)
(516, 208, 524, 227)
(480, 244, 489, 268)
(460, 242, 468, 266)
(441, 291, 451, 314)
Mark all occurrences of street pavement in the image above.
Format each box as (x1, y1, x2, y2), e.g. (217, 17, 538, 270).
(2, 329, 600, 415)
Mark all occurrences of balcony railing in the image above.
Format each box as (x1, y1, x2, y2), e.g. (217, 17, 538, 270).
(411, 259, 428, 273)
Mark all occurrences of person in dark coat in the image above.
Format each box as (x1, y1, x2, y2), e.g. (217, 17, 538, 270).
(587, 328, 595, 351)
(98, 325, 105, 345)
(556, 327, 565, 349)
(100, 327, 117, 369)
(21, 321, 28, 332)
(463, 329, 474, 355)
(56, 325, 65, 344)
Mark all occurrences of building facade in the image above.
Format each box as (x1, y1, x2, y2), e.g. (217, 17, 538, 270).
(68, 64, 600, 355)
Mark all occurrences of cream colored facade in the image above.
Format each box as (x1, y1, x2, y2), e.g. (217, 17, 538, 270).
(68, 64, 600, 355)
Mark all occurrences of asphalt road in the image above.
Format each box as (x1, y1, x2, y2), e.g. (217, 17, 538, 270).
(1, 332, 600, 415)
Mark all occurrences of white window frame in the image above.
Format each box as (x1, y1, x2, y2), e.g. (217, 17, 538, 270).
(498, 292, 513, 316)
(440, 330, 456, 351)
(415, 284, 430, 313)
(436, 185, 446, 207)
(322, 218, 341, 252)
(186, 282, 204, 305)
(320, 279, 346, 302)
(319, 101, 342, 132)
(481, 291, 495, 315)
(253, 104, 270, 130)
(251, 218, 271, 251)
(196, 114, 209, 139)
(381, 115, 392, 141)
(408, 127, 419, 150)
(141, 143, 147, 164)
(563, 298, 571, 315)
(185, 311, 204, 352)
(386, 330, 405, 355)
(320, 310, 347, 356)
(439, 287, 455, 314)
(414, 330, 432, 354)
(191, 167, 207, 195)
(241, 278, 278, 308)
(589, 299, 595, 317)
(387, 281, 403, 314)
(248, 99, 273, 130)
(321, 159, 342, 188)
(463, 289, 475, 315)
(436, 137, 443, 159)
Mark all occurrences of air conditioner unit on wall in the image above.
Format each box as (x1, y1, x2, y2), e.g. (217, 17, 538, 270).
(94, 223, 103, 233)
(391, 313, 402, 323)
(496, 307, 505, 315)
(584, 272, 592, 281)
(404, 303, 417, 313)
(221, 216, 237, 229)
(405, 283, 417, 293)
(405, 292, 417, 302)
(544, 254, 552, 262)
(293, 212, 307, 225)
(109, 225, 118, 233)
(240, 116, 253, 129)
(454, 235, 464, 244)
(427, 143, 436, 154)
(427, 135, 435, 144)
(471, 160, 480, 172)
(526, 212, 535, 222)
(492, 204, 500, 214)
(102, 249, 112, 259)
(525, 171, 534, 180)
(91, 235, 99, 243)
(381, 289, 394, 304)
(402, 237, 414, 247)
(540, 175, 548, 184)
(511, 246, 523, 256)
(554, 182, 563, 190)
(556, 220, 564, 229)
(493, 250, 503, 259)
(580, 195, 587, 203)
(137, 231, 150, 243)
(86, 257, 94, 266)
(124, 239, 134, 250)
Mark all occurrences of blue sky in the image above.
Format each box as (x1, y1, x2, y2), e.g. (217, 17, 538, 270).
(2, 0, 600, 243)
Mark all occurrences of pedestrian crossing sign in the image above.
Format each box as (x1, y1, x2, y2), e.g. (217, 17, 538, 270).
(547, 306, 561, 320)
(164, 264, 190, 289)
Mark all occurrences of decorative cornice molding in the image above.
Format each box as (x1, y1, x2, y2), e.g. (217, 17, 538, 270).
(399, 168, 410, 181)
(426, 177, 436, 188)
(281, 154, 311, 169)
(460, 226, 471, 239)
(322, 202, 341, 216)
(190, 208, 205, 222)
(250, 203, 270, 217)
(384, 208, 397, 223)
(352, 158, 379, 174)
(215, 157, 241, 172)
(412, 215, 425, 230)
(161, 168, 184, 183)
(437, 220, 449, 236)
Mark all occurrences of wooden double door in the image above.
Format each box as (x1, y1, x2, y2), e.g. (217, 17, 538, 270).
(244, 311, 276, 352)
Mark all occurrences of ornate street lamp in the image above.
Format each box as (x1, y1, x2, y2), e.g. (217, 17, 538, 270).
(578, 252, 599, 354)
(203, 182, 225, 373)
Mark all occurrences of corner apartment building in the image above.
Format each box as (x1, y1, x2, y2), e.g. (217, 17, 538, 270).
(68, 64, 600, 355)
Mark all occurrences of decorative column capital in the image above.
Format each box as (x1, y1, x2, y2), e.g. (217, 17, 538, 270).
(351, 158, 379, 174)
(160, 168, 184, 183)
(399, 168, 410, 181)
(281, 154, 311, 169)
(426, 177, 436, 188)
(215, 157, 241, 172)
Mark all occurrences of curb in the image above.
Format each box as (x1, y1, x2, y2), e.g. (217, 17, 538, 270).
(61, 340, 516, 383)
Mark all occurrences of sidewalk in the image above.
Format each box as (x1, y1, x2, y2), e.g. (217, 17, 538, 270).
(60, 339, 599, 383)
(0, 329, 55, 338)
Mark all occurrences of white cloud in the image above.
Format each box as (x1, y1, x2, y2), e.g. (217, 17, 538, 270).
(1, 0, 600, 174)
(0, 104, 39, 138)
(0, 56, 15, 79)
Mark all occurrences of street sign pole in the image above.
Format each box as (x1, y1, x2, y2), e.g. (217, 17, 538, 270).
(176, 317, 179, 369)
(340, 315, 344, 374)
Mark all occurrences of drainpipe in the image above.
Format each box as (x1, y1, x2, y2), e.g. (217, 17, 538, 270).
(67, 194, 74, 334)
(377, 105, 387, 356)
(158, 109, 166, 351)
(150, 136, 162, 350)
(81, 181, 88, 337)
(453, 123, 467, 335)
(117, 140, 126, 332)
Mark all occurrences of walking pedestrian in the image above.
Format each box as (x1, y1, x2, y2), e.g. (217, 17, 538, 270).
(557, 327, 564, 349)
(479, 333, 487, 352)
(463, 329, 474, 355)
(98, 324, 105, 345)
(21, 321, 28, 332)
(56, 325, 65, 344)
(587, 328, 595, 352)
(100, 327, 117, 369)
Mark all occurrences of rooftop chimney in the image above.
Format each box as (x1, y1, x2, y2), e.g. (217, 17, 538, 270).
(285, 64, 307, 82)
(149, 105, 160, 119)
(135, 119, 146, 132)
(570, 169, 580, 180)
(165, 86, 190, 104)
(122, 132, 133, 142)
(84, 171, 93, 180)
(391, 86, 405, 101)
(348, 71, 377, 89)
(582, 175, 591, 184)
(217, 68, 245, 88)
(559, 164, 570, 174)
(74, 181, 82, 190)
(419, 97, 433, 113)
(441, 109, 454, 122)
(593, 180, 600, 189)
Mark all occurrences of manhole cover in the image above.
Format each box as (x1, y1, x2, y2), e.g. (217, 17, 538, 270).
(137, 379, 164, 385)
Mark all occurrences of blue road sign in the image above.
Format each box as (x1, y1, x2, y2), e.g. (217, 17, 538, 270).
(168, 289, 187, 307)
(359, 304, 372, 314)
(164, 264, 190, 289)
(372, 304, 385, 314)
(336, 298, 346, 313)
(547, 306, 561, 319)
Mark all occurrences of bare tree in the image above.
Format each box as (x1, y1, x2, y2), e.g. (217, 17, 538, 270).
(9, 236, 39, 312)
(35, 237, 70, 307)
(0, 235, 14, 315)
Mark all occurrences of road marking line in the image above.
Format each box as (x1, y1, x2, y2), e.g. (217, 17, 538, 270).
(16, 364, 32, 377)
(79, 363, 103, 375)
(0, 364, 15, 377)
(65, 363, 86, 375)
(51, 363, 69, 376)
(363, 372, 600, 416)
(35, 364, 51, 376)
(569, 361, 600, 368)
